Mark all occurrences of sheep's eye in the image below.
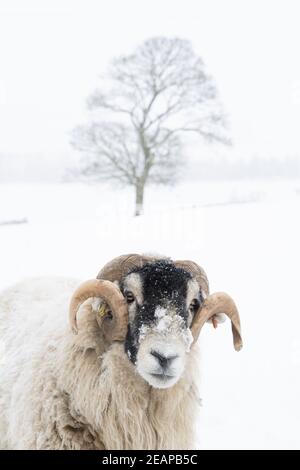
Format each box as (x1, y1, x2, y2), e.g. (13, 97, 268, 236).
(125, 291, 135, 303)
(189, 299, 200, 313)
(106, 310, 113, 320)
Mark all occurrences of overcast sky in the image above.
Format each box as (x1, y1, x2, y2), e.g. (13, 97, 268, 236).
(0, 0, 300, 171)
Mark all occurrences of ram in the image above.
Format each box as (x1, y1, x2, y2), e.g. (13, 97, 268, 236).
(0, 254, 242, 449)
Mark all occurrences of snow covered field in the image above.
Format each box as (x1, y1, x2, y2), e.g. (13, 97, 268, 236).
(0, 179, 300, 449)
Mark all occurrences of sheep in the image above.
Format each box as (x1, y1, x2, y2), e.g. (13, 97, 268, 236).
(0, 254, 242, 450)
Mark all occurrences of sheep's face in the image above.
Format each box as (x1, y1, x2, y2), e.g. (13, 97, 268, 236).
(122, 260, 203, 389)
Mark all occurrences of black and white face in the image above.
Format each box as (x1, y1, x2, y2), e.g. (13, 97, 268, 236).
(122, 260, 204, 389)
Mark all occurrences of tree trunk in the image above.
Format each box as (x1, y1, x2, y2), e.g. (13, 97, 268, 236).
(135, 181, 144, 216)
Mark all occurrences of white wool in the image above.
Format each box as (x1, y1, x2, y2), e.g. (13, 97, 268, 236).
(182, 328, 194, 352)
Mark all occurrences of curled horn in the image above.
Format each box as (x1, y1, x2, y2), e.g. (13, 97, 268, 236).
(69, 279, 127, 336)
(69, 254, 158, 338)
(191, 292, 243, 351)
(96, 253, 155, 281)
(174, 260, 210, 296)
(174, 260, 242, 351)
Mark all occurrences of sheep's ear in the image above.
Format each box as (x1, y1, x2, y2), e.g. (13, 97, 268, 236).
(69, 279, 128, 340)
(92, 299, 112, 323)
(207, 313, 226, 328)
(90, 292, 128, 344)
(91, 280, 123, 333)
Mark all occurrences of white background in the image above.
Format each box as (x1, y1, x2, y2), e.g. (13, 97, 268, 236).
(0, 0, 299, 449)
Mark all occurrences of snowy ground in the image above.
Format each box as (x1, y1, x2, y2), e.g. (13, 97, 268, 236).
(0, 179, 300, 449)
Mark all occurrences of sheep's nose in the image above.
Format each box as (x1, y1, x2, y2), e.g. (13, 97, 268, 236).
(150, 350, 178, 369)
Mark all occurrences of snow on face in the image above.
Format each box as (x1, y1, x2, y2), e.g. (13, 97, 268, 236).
(124, 260, 200, 377)
(136, 306, 193, 353)
(154, 306, 167, 320)
(153, 306, 193, 351)
(136, 306, 192, 389)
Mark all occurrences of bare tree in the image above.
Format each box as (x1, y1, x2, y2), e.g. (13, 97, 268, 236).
(71, 37, 230, 215)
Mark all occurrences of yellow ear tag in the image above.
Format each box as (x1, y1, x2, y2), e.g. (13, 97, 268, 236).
(98, 304, 108, 318)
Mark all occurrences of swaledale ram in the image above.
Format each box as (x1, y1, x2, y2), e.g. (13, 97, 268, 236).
(0, 254, 242, 449)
